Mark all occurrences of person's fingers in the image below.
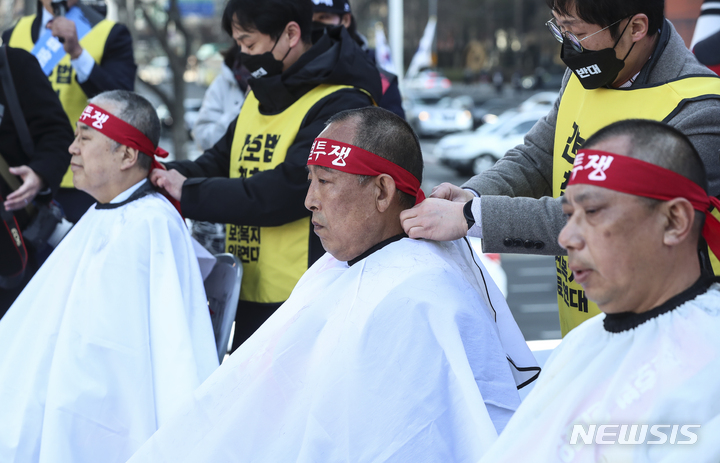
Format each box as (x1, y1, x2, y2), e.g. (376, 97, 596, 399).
(398, 206, 419, 223)
(8, 165, 30, 176)
(431, 183, 471, 202)
(4, 197, 30, 212)
(6, 183, 32, 200)
(402, 218, 425, 239)
(401, 213, 432, 238)
(150, 169, 167, 186)
(430, 183, 454, 200)
(6, 167, 40, 201)
(405, 226, 425, 240)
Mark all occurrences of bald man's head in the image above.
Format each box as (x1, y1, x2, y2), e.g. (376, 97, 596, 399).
(584, 119, 707, 240)
(325, 107, 423, 209)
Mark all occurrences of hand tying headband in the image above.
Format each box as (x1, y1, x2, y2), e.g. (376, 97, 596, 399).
(78, 103, 181, 214)
(568, 149, 720, 256)
(307, 138, 426, 205)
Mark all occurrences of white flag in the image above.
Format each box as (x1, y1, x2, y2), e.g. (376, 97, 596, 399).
(374, 23, 396, 74)
(405, 16, 436, 79)
(691, 0, 720, 49)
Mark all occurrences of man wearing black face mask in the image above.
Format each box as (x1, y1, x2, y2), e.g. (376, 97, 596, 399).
(400, 0, 720, 336)
(151, 0, 382, 352)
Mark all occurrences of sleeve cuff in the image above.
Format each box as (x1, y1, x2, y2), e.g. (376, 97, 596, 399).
(468, 196, 483, 239)
(464, 187, 480, 197)
(71, 49, 95, 83)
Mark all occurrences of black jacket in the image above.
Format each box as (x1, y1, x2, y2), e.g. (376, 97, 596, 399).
(364, 49, 405, 120)
(169, 26, 382, 233)
(1, 4, 136, 98)
(0, 46, 73, 208)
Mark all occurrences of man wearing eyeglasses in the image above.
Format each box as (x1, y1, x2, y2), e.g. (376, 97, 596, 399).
(401, 0, 720, 337)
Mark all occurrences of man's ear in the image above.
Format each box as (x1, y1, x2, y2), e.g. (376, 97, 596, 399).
(285, 21, 302, 48)
(374, 174, 397, 213)
(341, 13, 352, 28)
(662, 198, 696, 247)
(629, 13, 649, 43)
(119, 145, 141, 171)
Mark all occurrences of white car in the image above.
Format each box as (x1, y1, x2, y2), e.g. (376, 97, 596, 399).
(517, 91, 559, 112)
(403, 70, 452, 97)
(405, 96, 473, 138)
(433, 109, 547, 175)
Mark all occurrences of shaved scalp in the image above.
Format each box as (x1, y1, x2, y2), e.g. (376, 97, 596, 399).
(326, 107, 424, 209)
(584, 119, 707, 191)
(584, 119, 707, 240)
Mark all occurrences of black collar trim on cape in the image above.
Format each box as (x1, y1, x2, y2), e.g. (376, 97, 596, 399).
(603, 273, 718, 333)
(95, 181, 156, 210)
(348, 233, 407, 267)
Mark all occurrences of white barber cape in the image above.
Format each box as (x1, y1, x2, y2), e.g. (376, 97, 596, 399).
(127, 237, 538, 463)
(480, 278, 720, 463)
(0, 180, 219, 463)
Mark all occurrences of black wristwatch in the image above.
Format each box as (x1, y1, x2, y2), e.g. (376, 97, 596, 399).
(463, 199, 475, 230)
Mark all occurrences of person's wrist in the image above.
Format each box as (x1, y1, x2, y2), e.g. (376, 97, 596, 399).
(69, 45, 83, 60)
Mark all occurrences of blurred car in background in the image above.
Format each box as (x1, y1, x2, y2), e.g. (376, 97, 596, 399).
(434, 109, 547, 175)
(404, 95, 473, 138)
(138, 56, 171, 85)
(521, 69, 566, 90)
(517, 91, 559, 112)
(467, 96, 525, 129)
(404, 70, 452, 97)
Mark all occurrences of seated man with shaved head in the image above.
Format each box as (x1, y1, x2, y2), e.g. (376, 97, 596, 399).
(481, 119, 720, 462)
(127, 107, 538, 463)
(0, 90, 219, 463)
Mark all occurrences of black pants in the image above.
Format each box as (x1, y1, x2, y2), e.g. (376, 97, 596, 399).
(0, 245, 51, 320)
(230, 300, 283, 352)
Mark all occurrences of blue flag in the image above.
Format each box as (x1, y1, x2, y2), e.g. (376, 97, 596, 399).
(30, 6, 92, 76)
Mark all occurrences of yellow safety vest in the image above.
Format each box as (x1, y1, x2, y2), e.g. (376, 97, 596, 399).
(8, 14, 115, 188)
(553, 73, 720, 336)
(227, 84, 355, 304)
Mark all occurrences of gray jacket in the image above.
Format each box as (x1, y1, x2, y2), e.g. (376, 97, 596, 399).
(464, 20, 720, 256)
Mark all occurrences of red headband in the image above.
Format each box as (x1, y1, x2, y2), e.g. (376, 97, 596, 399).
(307, 138, 426, 205)
(79, 103, 169, 168)
(79, 103, 181, 214)
(568, 149, 720, 256)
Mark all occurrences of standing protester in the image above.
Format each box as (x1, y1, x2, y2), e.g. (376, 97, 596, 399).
(3, 0, 136, 223)
(190, 43, 250, 256)
(311, 0, 405, 119)
(400, 0, 720, 336)
(192, 43, 249, 152)
(0, 46, 73, 319)
(480, 119, 720, 462)
(152, 0, 381, 351)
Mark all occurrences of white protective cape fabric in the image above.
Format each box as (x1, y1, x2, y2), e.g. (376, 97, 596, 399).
(0, 181, 219, 463)
(127, 237, 539, 463)
(480, 284, 720, 463)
